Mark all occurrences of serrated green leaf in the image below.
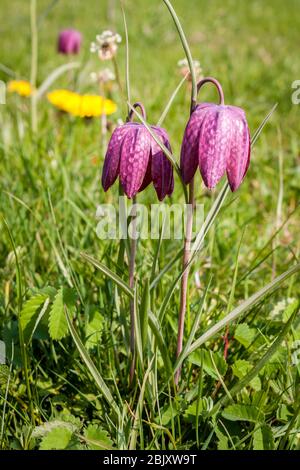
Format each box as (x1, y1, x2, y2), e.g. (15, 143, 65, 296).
(20, 293, 48, 343)
(185, 397, 214, 417)
(39, 427, 73, 450)
(84, 424, 113, 450)
(215, 426, 229, 450)
(49, 287, 77, 340)
(232, 359, 261, 391)
(0, 364, 9, 386)
(222, 404, 264, 423)
(189, 349, 227, 380)
(234, 323, 256, 348)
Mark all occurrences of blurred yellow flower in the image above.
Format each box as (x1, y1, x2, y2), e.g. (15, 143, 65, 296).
(47, 89, 117, 117)
(7, 80, 33, 97)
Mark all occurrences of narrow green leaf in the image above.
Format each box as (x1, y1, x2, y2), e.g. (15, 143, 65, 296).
(182, 264, 300, 362)
(148, 313, 172, 376)
(140, 279, 150, 350)
(81, 252, 133, 298)
(65, 309, 120, 417)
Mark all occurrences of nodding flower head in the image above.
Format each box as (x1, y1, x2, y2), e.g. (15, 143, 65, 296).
(102, 102, 174, 200)
(58, 29, 82, 55)
(90, 30, 121, 61)
(180, 77, 251, 192)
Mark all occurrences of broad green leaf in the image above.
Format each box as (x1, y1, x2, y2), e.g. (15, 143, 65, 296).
(234, 323, 256, 348)
(81, 252, 133, 298)
(20, 293, 48, 343)
(189, 349, 227, 380)
(232, 359, 261, 391)
(215, 426, 229, 450)
(84, 424, 114, 450)
(39, 427, 73, 450)
(253, 424, 274, 450)
(222, 404, 264, 423)
(49, 287, 77, 340)
(276, 404, 293, 422)
(185, 397, 214, 417)
(85, 310, 103, 351)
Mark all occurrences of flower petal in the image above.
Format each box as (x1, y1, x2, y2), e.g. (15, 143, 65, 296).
(120, 127, 151, 198)
(102, 125, 129, 191)
(180, 103, 214, 184)
(139, 156, 152, 192)
(198, 105, 232, 189)
(151, 127, 174, 200)
(226, 108, 251, 191)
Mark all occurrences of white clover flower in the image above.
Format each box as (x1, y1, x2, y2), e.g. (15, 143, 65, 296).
(90, 68, 116, 84)
(177, 58, 203, 82)
(90, 31, 122, 61)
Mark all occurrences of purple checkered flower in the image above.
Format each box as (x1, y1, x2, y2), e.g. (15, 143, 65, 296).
(102, 103, 174, 200)
(58, 29, 82, 55)
(180, 77, 251, 191)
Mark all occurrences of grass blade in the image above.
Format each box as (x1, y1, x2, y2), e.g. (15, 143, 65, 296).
(178, 263, 300, 370)
(65, 308, 120, 417)
(81, 252, 133, 298)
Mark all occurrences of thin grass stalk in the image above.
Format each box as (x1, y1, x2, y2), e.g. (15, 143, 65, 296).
(30, 0, 38, 133)
(2, 218, 35, 423)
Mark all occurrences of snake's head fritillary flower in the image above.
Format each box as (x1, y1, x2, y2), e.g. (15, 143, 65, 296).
(102, 103, 174, 200)
(180, 77, 251, 192)
(90, 30, 121, 61)
(58, 29, 82, 55)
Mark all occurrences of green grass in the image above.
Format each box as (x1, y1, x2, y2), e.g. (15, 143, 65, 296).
(0, 0, 300, 450)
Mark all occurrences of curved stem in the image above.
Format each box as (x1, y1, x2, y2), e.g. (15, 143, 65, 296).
(197, 77, 225, 106)
(128, 102, 146, 122)
(163, 0, 197, 111)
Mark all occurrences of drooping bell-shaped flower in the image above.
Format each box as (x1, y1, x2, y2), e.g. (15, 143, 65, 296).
(58, 29, 82, 55)
(180, 77, 250, 192)
(102, 103, 174, 200)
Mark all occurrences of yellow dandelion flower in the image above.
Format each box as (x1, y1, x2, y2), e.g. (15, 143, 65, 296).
(7, 80, 33, 97)
(47, 89, 117, 117)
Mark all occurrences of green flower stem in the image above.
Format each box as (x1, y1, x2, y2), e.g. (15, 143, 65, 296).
(175, 178, 195, 384)
(129, 195, 137, 384)
(163, 0, 198, 383)
(163, 0, 197, 110)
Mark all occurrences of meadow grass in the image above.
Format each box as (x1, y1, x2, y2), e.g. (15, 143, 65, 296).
(0, 0, 300, 450)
